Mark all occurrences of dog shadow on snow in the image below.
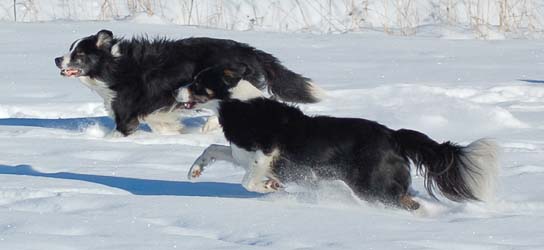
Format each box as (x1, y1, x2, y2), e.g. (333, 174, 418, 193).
(0, 116, 118, 131)
(0, 116, 208, 132)
(0, 164, 261, 198)
(519, 79, 544, 84)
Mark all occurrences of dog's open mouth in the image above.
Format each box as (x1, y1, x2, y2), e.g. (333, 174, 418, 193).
(181, 101, 196, 109)
(61, 68, 82, 77)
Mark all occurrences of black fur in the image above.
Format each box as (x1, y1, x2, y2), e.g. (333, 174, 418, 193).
(218, 98, 487, 207)
(54, 30, 320, 135)
(186, 64, 496, 209)
(182, 62, 254, 104)
(394, 129, 478, 201)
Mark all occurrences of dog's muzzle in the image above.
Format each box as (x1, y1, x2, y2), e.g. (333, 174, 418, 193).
(60, 68, 82, 77)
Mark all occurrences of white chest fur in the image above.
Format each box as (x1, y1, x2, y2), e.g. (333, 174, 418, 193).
(231, 143, 280, 193)
(78, 76, 116, 116)
(230, 144, 255, 171)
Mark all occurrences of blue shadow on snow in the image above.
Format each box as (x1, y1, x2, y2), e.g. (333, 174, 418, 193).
(0, 116, 116, 131)
(0, 164, 260, 198)
(519, 79, 544, 84)
(0, 116, 209, 132)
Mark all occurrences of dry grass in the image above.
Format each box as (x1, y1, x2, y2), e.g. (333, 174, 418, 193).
(3, 0, 543, 38)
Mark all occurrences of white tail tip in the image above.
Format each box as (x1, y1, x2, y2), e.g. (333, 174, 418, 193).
(308, 82, 327, 102)
(460, 138, 500, 202)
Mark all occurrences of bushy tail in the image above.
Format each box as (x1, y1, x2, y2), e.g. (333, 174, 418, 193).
(254, 49, 324, 103)
(394, 129, 499, 202)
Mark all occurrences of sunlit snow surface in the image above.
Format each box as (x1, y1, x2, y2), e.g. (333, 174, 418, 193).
(1, 22, 544, 249)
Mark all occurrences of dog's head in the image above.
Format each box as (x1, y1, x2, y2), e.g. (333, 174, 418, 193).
(178, 62, 263, 109)
(54, 30, 117, 78)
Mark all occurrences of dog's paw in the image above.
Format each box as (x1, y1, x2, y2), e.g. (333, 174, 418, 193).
(399, 195, 421, 211)
(264, 179, 283, 191)
(105, 130, 125, 139)
(201, 116, 220, 133)
(188, 164, 203, 180)
(244, 180, 283, 193)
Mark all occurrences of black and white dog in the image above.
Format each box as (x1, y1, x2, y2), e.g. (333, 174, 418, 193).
(180, 63, 499, 210)
(54, 30, 322, 136)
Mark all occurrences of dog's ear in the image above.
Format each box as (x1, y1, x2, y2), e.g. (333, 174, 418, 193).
(96, 29, 114, 50)
(222, 62, 252, 86)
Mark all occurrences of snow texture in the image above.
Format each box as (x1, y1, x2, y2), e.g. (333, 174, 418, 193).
(1, 0, 544, 38)
(1, 21, 544, 249)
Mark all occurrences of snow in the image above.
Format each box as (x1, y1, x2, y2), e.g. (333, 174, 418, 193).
(2, 0, 544, 38)
(1, 21, 544, 249)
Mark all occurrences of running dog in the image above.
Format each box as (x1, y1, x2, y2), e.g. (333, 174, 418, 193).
(180, 63, 498, 210)
(54, 30, 322, 136)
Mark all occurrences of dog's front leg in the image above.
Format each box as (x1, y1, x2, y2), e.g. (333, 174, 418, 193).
(114, 113, 140, 136)
(241, 150, 281, 193)
(112, 99, 140, 136)
(188, 144, 233, 180)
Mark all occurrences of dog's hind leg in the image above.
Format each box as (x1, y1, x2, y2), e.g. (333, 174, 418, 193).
(145, 111, 185, 135)
(241, 149, 281, 193)
(361, 151, 419, 210)
(188, 144, 233, 180)
(399, 195, 420, 210)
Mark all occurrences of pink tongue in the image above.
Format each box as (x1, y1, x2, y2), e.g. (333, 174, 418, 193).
(65, 69, 79, 76)
(184, 102, 195, 109)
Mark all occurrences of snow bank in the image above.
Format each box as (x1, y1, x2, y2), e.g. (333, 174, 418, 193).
(2, 0, 544, 38)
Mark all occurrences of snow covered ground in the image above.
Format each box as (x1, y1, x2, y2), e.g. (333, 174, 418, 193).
(1, 21, 544, 249)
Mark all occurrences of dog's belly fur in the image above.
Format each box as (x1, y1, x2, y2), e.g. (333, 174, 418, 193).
(142, 111, 184, 135)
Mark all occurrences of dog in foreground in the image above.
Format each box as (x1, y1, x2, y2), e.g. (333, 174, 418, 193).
(180, 63, 499, 210)
(54, 30, 321, 136)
